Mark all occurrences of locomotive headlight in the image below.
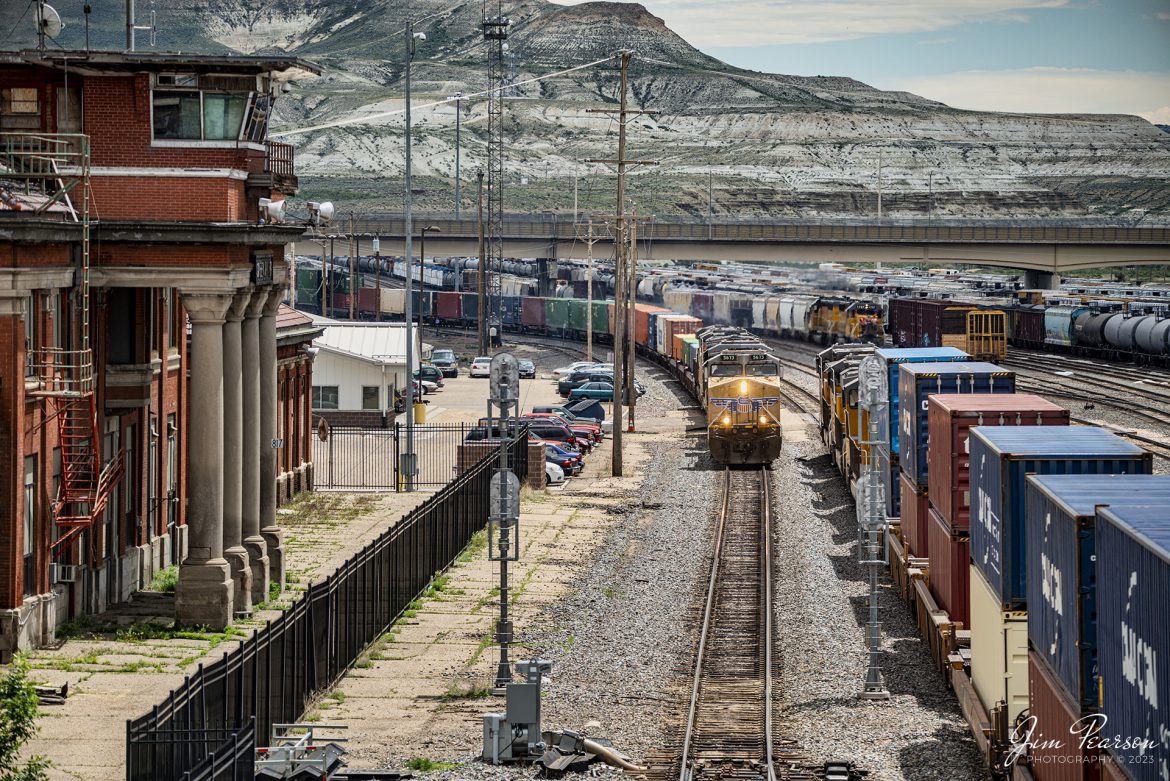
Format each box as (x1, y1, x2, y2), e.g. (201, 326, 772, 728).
(722, 415, 731, 426)
(758, 414, 768, 425)
(740, 381, 748, 394)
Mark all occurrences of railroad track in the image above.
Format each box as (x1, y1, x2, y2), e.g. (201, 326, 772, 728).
(662, 468, 820, 781)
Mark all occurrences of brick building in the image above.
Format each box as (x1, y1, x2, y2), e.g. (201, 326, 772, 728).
(0, 49, 322, 657)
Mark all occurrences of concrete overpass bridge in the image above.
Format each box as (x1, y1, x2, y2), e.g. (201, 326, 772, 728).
(294, 215, 1170, 286)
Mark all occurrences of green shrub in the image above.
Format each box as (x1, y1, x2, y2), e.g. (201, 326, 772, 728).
(150, 565, 178, 593)
(0, 657, 50, 781)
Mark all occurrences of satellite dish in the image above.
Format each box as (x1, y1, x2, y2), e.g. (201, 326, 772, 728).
(36, 3, 63, 39)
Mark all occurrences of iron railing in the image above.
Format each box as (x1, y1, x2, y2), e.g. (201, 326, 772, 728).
(312, 422, 488, 491)
(264, 141, 294, 178)
(125, 434, 529, 780)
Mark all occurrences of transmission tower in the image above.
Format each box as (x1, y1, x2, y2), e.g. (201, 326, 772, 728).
(483, 1, 509, 346)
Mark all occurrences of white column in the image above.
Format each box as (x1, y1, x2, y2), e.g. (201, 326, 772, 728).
(175, 293, 234, 629)
(259, 286, 284, 592)
(241, 288, 270, 604)
(221, 291, 251, 615)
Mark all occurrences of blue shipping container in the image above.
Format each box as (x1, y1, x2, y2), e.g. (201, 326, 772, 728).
(970, 426, 1152, 609)
(1096, 505, 1170, 781)
(1026, 475, 1170, 708)
(875, 347, 970, 455)
(898, 361, 1015, 487)
(501, 296, 522, 326)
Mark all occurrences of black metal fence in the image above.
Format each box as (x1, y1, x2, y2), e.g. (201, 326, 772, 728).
(126, 435, 529, 781)
(312, 423, 482, 491)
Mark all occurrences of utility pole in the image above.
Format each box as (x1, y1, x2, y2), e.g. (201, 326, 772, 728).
(477, 170, 488, 356)
(587, 50, 657, 477)
(450, 92, 464, 219)
(625, 210, 637, 432)
(575, 218, 604, 362)
(374, 237, 382, 321)
(483, 2, 509, 350)
(348, 215, 356, 320)
(877, 150, 883, 222)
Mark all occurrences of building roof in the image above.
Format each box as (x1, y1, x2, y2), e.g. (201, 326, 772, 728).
(276, 305, 323, 347)
(312, 322, 417, 368)
(2, 50, 322, 77)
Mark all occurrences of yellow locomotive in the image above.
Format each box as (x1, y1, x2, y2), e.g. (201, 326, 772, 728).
(698, 327, 784, 464)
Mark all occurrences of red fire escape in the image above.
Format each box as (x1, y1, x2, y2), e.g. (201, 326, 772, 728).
(3, 133, 124, 550)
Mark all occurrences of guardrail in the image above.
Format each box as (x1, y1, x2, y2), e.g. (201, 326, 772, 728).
(318, 212, 1170, 245)
(125, 434, 529, 780)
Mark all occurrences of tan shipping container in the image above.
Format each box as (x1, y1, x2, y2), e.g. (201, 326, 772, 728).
(970, 565, 1030, 723)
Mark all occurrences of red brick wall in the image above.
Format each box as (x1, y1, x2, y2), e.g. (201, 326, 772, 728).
(0, 313, 25, 609)
(0, 244, 72, 268)
(95, 244, 248, 269)
(91, 175, 247, 222)
(84, 75, 261, 171)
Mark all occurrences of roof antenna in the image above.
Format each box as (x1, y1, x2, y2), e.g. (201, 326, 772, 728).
(125, 0, 157, 52)
(84, 4, 91, 53)
(35, 2, 63, 54)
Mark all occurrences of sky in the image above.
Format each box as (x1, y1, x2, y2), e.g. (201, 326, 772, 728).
(553, 0, 1170, 123)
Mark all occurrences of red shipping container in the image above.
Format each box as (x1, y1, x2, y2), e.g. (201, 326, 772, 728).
(927, 394, 1069, 530)
(436, 291, 462, 320)
(1027, 650, 1102, 781)
(927, 506, 970, 626)
(521, 297, 545, 328)
(900, 470, 930, 558)
(1101, 755, 1130, 781)
(356, 287, 378, 316)
(634, 304, 669, 347)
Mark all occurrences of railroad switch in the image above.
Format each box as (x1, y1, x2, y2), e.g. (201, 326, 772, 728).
(820, 761, 868, 780)
(482, 659, 553, 764)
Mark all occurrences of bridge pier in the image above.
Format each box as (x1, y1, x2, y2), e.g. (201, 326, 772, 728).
(1024, 270, 1060, 290)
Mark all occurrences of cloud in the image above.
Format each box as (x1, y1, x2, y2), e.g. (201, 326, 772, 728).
(891, 67, 1170, 122)
(549, 0, 1069, 46)
(1157, 11, 1170, 20)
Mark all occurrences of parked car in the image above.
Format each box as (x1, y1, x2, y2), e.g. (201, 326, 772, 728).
(557, 370, 613, 397)
(539, 442, 583, 476)
(545, 460, 565, 485)
(431, 348, 459, 377)
(469, 356, 492, 378)
(413, 364, 445, 387)
(418, 379, 439, 394)
(552, 361, 599, 379)
(524, 412, 601, 442)
(518, 359, 536, 379)
(569, 381, 614, 401)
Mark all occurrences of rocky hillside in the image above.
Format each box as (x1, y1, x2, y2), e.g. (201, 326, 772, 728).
(8, 0, 1170, 221)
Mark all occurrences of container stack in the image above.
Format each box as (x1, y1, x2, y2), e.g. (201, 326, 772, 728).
(1023, 476, 1170, 781)
(968, 426, 1153, 725)
(923, 394, 1069, 625)
(872, 347, 969, 523)
(1093, 505, 1170, 781)
(896, 361, 1015, 559)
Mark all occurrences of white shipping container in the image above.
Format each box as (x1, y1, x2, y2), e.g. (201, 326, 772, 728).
(752, 298, 767, 330)
(379, 288, 405, 315)
(970, 565, 1030, 723)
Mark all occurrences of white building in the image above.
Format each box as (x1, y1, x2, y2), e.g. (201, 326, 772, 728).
(309, 319, 426, 419)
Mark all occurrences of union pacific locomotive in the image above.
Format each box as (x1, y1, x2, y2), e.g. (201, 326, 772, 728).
(695, 327, 783, 465)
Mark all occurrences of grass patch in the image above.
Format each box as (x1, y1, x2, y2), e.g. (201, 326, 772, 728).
(467, 632, 495, 667)
(405, 758, 459, 773)
(149, 565, 179, 593)
(269, 580, 282, 602)
(456, 528, 488, 564)
(441, 680, 494, 701)
(327, 690, 347, 703)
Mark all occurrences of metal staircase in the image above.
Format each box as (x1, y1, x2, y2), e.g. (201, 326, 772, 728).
(3, 132, 123, 550)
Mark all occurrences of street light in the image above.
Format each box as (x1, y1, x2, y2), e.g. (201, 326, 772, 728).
(446, 92, 464, 219)
(403, 22, 426, 491)
(419, 225, 441, 338)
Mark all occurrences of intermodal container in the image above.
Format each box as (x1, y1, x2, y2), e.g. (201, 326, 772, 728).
(356, 287, 378, 316)
(928, 393, 1069, 530)
(970, 565, 1030, 723)
(1096, 505, 1170, 781)
(545, 297, 570, 331)
(970, 426, 1153, 609)
(692, 292, 714, 323)
(436, 291, 461, 320)
(1101, 755, 1129, 781)
(1026, 475, 1170, 709)
(874, 346, 970, 456)
(520, 296, 544, 329)
(1028, 649, 1102, 781)
(566, 298, 590, 333)
(500, 296, 522, 326)
(380, 287, 404, 316)
(635, 304, 669, 346)
(591, 301, 608, 337)
(927, 506, 970, 626)
(898, 361, 1016, 487)
(461, 292, 479, 323)
(900, 470, 930, 558)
